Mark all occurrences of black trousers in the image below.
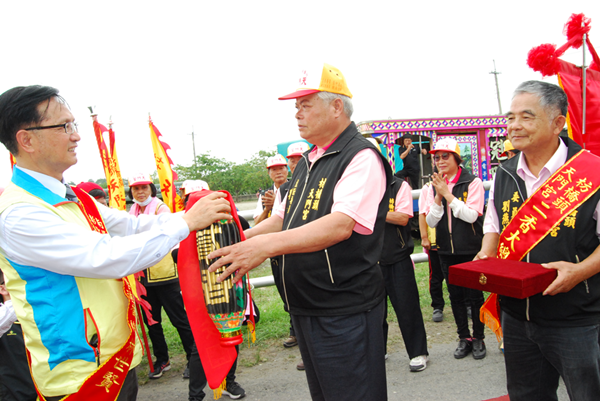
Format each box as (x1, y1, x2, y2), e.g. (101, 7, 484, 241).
(439, 254, 485, 339)
(395, 168, 421, 189)
(292, 301, 387, 401)
(380, 258, 429, 359)
(0, 323, 36, 401)
(188, 343, 238, 400)
(271, 257, 295, 337)
(141, 280, 195, 363)
(427, 249, 445, 311)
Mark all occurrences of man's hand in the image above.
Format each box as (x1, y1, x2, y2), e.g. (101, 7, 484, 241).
(542, 261, 587, 296)
(421, 148, 428, 155)
(421, 237, 431, 250)
(474, 233, 499, 261)
(261, 190, 275, 210)
(182, 192, 232, 232)
(208, 235, 272, 283)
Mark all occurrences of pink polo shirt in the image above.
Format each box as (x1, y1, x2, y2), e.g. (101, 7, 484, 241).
(483, 140, 600, 237)
(419, 183, 432, 215)
(395, 180, 414, 216)
(275, 145, 386, 235)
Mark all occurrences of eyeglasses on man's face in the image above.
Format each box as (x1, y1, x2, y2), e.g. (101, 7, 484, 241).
(433, 152, 451, 162)
(25, 122, 78, 135)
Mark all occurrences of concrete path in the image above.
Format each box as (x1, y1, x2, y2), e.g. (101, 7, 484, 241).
(138, 341, 569, 400)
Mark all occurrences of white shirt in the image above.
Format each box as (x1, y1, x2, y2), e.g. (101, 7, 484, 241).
(253, 184, 281, 220)
(0, 167, 190, 279)
(0, 300, 17, 337)
(425, 172, 484, 229)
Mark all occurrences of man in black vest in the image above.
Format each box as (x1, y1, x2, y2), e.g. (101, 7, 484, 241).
(476, 81, 600, 400)
(209, 63, 392, 401)
(253, 154, 289, 225)
(380, 175, 429, 371)
(395, 134, 427, 189)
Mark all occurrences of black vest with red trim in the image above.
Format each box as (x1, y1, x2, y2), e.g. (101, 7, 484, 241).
(380, 177, 414, 265)
(494, 137, 600, 327)
(434, 168, 484, 256)
(281, 122, 392, 316)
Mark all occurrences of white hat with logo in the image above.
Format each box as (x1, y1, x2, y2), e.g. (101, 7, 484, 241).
(287, 142, 310, 158)
(266, 154, 288, 168)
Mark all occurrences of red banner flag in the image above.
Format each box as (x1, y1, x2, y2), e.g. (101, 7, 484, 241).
(527, 13, 600, 156)
(557, 60, 600, 156)
(90, 114, 127, 210)
(148, 117, 184, 212)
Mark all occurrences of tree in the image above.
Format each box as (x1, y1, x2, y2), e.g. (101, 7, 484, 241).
(174, 150, 275, 195)
(95, 178, 107, 187)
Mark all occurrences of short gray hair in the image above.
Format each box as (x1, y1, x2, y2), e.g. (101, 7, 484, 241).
(513, 81, 568, 119)
(317, 91, 353, 118)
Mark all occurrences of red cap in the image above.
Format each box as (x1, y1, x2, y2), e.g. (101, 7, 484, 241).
(76, 182, 107, 198)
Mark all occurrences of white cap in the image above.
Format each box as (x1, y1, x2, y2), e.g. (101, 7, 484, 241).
(287, 142, 310, 158)
(430, 138, 460, 155)
(128, 173, 152, 186)
(267, 154, 288, 168)
(181, 180, 210, 195)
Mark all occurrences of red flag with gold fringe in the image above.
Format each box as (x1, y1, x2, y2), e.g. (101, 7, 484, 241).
(527, 13, 600, 156)
(148, 116, 184, 213)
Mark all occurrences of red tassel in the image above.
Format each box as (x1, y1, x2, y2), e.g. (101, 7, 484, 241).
(134, 270, 158, 325)
(527, 44, 560, 77)
(563, 13, 591, 48)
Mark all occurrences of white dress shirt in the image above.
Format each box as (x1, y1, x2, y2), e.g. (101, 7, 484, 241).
(0, 300, 17, 337)
(0, 167, 190, 279)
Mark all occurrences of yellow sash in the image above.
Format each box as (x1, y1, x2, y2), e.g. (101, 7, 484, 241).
(30, 188, 138, 401)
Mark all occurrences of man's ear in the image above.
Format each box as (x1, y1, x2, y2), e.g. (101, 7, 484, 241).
(553, 115, 567, 135)
(331, 97, 345, 118)
(15, 129, 36, 154)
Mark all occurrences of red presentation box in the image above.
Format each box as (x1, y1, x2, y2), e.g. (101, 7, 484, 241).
(448, 258, 557, 299)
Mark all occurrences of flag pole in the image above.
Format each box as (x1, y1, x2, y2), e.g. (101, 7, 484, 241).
(582, 30, 587, 147)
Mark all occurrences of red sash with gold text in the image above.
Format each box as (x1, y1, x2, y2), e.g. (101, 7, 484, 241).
(482, 150, 600, 343)
(497, 150, 600, 261)
(29, 188, 138, 401)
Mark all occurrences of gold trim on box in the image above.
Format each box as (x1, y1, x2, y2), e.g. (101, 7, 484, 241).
(479, 273, 487, 286)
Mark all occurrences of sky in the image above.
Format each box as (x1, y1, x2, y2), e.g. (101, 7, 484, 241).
(0, 1, 598, 186)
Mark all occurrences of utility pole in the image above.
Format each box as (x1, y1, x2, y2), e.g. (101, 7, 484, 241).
(188, 126, 197, 170)
(490, 60, 503, 115)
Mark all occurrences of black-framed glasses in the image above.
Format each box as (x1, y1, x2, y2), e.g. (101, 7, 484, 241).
(25, 122, 78, 135)
(433, 152, 451, 162)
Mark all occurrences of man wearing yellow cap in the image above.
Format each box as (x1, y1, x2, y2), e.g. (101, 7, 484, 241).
(501, 139, 520, 160)
(209, 63, 392, 400)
